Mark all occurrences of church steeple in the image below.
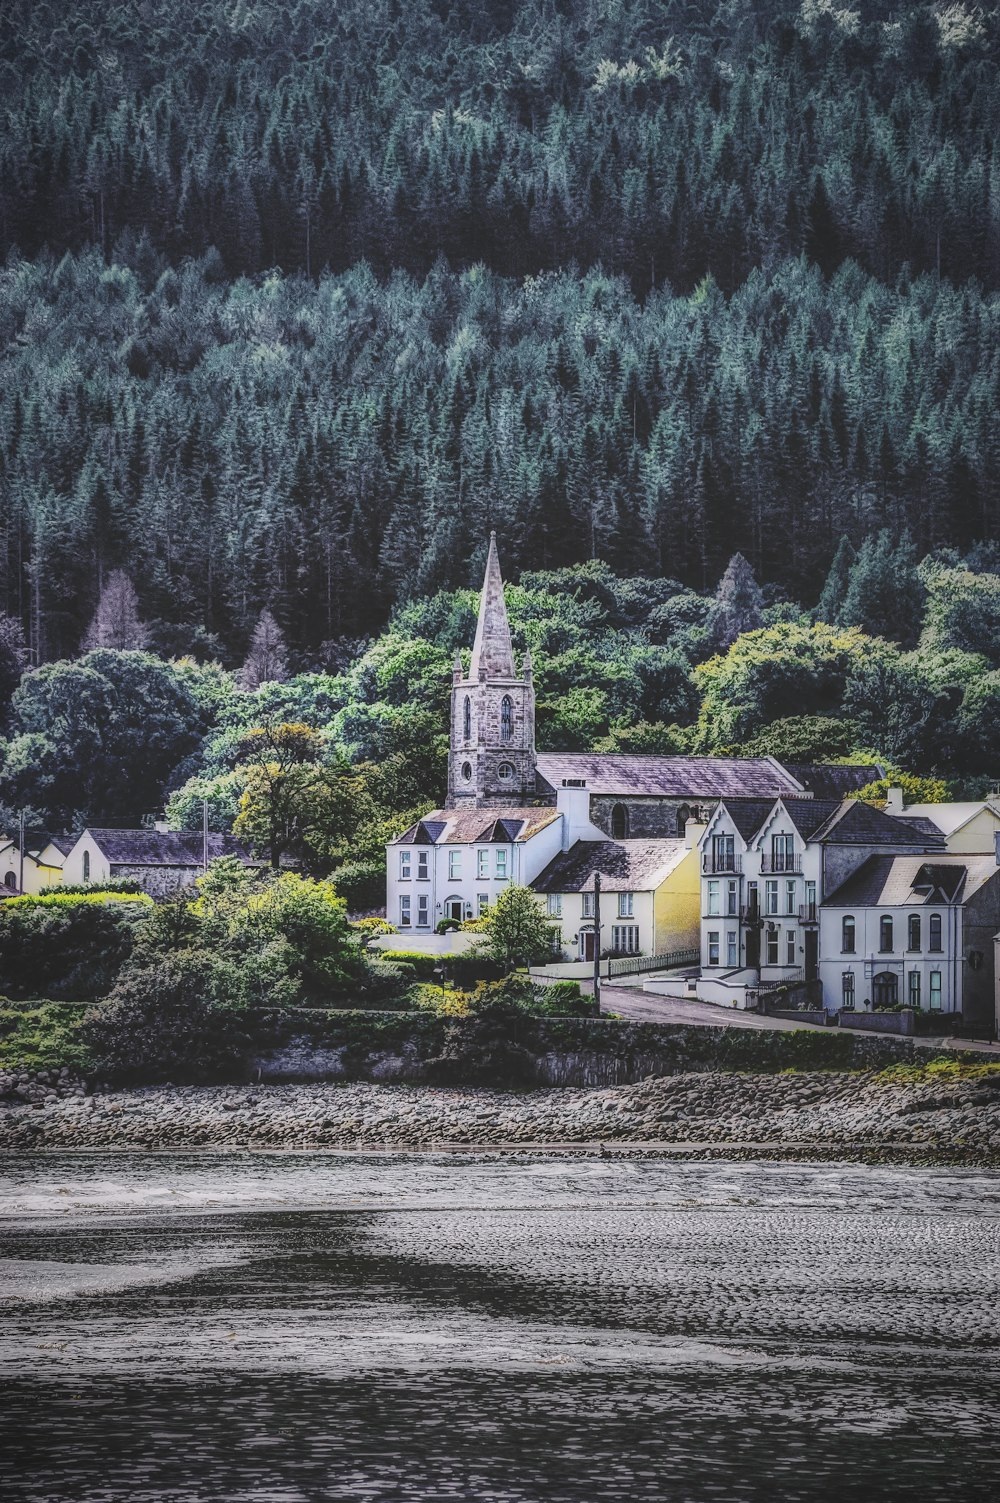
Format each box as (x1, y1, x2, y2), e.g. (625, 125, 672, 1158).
(447, 535, 536, 807)
(469, 532, 515, 680)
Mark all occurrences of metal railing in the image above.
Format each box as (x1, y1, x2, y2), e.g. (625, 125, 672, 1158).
(607, 948, 700, 978)
(702, 853, 742, 874)
(760, 854, 802, 873)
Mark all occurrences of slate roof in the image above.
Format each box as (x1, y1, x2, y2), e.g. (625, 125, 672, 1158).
(391, 807, 560, 846)
(531, 839, 690, 895)
(86, 829, 257, 866)
(808, 800, 947, 848)
(714, 799, 785, 842)
(896, 815, 951, 838)
(784, 764, 883, 799)
(535, 753, 805, 799)
(899, 801, 1000, 836)
(823, 854, 1000, 907)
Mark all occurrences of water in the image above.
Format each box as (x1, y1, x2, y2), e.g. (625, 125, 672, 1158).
(2, 1152, 999, 1501)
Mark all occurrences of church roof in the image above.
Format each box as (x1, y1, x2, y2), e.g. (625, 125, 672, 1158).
(468, 532, 516, 679)
(391, 807, 560, 846)
(535, 753, 805, 800)
(783, 763, 884, 799)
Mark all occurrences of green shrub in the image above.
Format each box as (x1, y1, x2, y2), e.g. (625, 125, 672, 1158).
(531, 979, 594, 1016)
(0, 1000, 94, 1075)
(374, 949, 439, 979)
(332, 859, 387, 912)
(81, 951, 249, 1082)
(0, 899, 145, 1000)
(49, 880, 147, 898)
(4, 890, 152, 910)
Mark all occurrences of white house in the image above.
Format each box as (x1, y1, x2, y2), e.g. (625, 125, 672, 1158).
(695, 795, 945, 1008)
(386, 783, 606, 940)
(820, 853, 1000, 1027)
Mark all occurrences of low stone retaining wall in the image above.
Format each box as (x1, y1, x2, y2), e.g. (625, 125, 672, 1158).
(765, 1009, 830, 1027)
(247, 1008, 945, 1089)
(839, 1009, 916, 1036)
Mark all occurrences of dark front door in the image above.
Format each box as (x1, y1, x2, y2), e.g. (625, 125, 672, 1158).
(873, 971, 898, 1007)
(804, 931, 818, 981)
(580, 929, 597, 962)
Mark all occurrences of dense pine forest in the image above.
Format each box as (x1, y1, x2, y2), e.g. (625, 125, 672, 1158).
(0, 0, 998, 660)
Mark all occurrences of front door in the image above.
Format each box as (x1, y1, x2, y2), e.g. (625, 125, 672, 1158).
(444, 898, 464, 923)
(873, 971, 898, 1007)
(804, 931, 818, 982)
(580, 929, 597, 962)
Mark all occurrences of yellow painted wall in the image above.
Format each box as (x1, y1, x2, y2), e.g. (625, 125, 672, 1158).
(652, 847, 701, 954)
(942, 810, 1000, 853)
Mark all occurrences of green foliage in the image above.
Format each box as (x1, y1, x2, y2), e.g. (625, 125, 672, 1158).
(476, 885, 555, 972)
(693, 623, 873, 751)
(1, 651, 203, 826)
(848, 773, 950, 806)
(0, 899, 143, 1000)
(81, 952, 249, 1082)
(3, 890, 152, 911)
(0, 1001, 94, 1076)
(334, 861, 389, 914)
(920, 568, 1000, 665)
(738, 716, 854, 762)
(838, 531, 926, 647)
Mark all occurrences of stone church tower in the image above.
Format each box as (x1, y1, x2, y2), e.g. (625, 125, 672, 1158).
(447, 534, 536, 807)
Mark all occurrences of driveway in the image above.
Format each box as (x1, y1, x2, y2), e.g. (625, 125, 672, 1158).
(592, 982, 824, 1030)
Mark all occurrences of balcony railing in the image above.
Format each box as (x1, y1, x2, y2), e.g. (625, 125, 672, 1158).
(760, 853, 803, 874)
(702, 852, 742, 874)
(798, 902, 819, 923)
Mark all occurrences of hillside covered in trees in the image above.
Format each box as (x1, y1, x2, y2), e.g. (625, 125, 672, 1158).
(0, 0, 998, 662)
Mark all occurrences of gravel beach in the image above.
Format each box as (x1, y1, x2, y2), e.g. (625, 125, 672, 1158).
(3, 1068, 1000, 1161)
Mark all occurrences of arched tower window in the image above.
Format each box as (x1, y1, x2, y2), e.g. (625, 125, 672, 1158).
(677, 803, 692, 835)
(463, 697, 472, 742)
(500, 695, 513, 742)
(611, 803, 629, 839)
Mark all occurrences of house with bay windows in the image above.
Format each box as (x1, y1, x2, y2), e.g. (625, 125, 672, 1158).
(696, 795, 944, 1007)
(819, 854, 1000, 1029)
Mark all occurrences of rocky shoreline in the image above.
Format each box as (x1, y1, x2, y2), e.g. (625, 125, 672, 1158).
(3, 1068, 1000, 1163)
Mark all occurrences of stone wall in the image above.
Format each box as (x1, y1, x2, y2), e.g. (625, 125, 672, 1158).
(589, 796, 693, 840)
(248, 1008, 940, 1089)
(110, 864, 205, 898)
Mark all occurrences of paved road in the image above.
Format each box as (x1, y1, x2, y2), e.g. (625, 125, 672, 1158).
(586, 976, 1000, 1051)
(592, 982, 821, 1029)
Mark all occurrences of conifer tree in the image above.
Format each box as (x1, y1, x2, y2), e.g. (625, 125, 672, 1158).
(816, 536, 856, 624)
(838, 531, 925, 647)
(708, 553, 764, 651)
(0, 613, 28, 731)
(239, 610, 289, 689)
(82, 571, 149, 653)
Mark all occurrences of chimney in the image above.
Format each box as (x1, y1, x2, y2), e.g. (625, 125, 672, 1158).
(884, 786, 904, 816)
(556, 780, 604, 851)
(684, 818, 707, 851)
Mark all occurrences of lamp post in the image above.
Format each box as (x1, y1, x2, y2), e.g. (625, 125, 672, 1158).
(593, 872, 602, 1013)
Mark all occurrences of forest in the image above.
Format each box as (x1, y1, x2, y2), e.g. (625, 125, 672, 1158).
(0, 0, 998, 660)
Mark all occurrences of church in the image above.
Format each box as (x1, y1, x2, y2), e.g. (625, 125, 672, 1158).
(385, 536, 880, 939)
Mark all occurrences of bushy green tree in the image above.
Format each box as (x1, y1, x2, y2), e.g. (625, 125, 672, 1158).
(738, 716, 854, 762)
(476, 885, 554, 972)
(693, 623, 873, 751)
(0, 897, 144, 1000)
(1, 651, 203, 825)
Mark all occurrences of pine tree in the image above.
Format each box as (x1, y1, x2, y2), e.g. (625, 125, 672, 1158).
(708, 553, 765, 651)
(816, 535, 856, 624)
(838, 530, 925, 647)
(0, 612, 28, 731)
(239, 609, 289, 689)
(82, 570, 149, 652)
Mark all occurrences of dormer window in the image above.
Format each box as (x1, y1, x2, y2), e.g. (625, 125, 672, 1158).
(500, 695, 513, 742)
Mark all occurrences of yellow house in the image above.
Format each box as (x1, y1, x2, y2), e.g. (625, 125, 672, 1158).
(530, 838, 702, 962)
(0, 831, 70, 895)
(898, 801, 1000, 854)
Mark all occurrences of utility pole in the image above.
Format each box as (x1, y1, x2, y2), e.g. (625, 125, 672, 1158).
(18, 808, 25, 895)
(593, 872, 602, 1013)
(202, 799, 209, 873)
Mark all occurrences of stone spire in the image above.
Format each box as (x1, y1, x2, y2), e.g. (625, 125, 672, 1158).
(468, 532, 515, 681)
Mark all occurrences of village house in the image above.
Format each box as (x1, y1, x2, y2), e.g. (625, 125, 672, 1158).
(692, 795, 944, 1008)
(820, 853, 1000, 1029)
(62, 827, 259, 897)
(0, 831, 72, 895)
(894, 796, 1000, 853)
(529, 833, 702, 964)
